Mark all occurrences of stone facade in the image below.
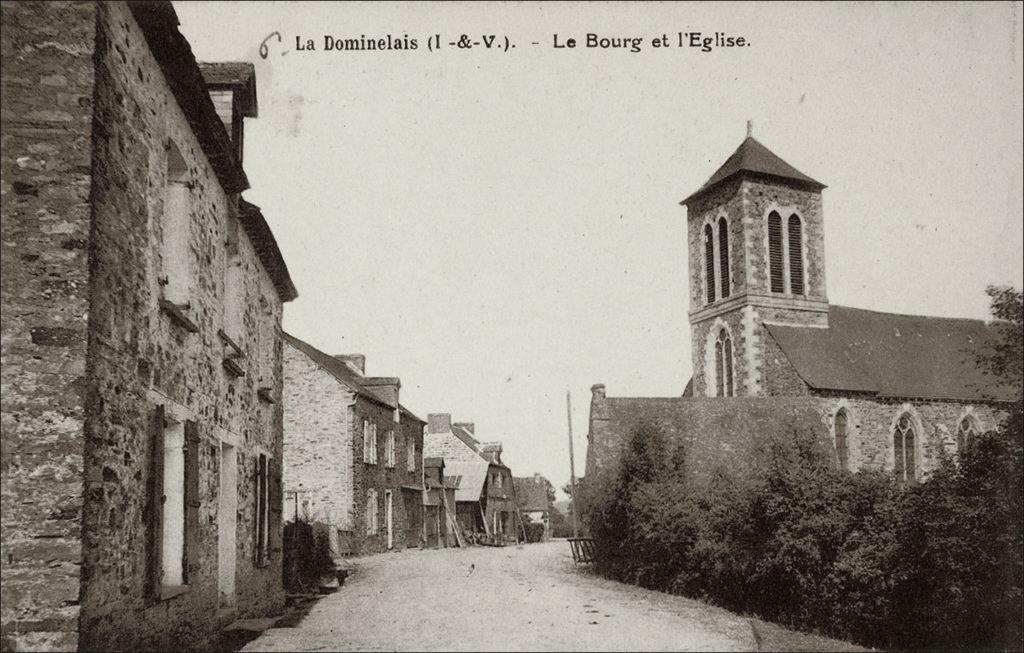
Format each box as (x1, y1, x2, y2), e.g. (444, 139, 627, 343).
(2, 3, 295, 650)
(282, 337, 425, 557)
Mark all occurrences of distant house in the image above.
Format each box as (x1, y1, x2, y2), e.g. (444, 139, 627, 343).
(423, 414, 521, 543)
(514, 474, 554, 541)
(282, 334, 425, 557)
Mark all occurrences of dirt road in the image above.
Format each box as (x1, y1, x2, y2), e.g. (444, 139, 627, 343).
(242, 541, 860, 652)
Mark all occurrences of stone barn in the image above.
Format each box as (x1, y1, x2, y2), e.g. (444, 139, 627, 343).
(1, 2, 297, 650)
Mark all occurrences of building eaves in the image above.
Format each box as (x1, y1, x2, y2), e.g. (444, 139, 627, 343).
(238, 200, 297, 302)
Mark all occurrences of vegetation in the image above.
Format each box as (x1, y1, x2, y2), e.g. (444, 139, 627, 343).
(585, 287, 1023, 651)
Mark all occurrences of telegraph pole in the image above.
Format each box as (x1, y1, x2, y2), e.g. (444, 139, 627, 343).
(567, 389, 578, 537)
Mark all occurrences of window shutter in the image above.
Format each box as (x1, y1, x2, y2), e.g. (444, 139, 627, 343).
(718, 217, 730, 299)
(768, 212, 784, 293)
(788, 215, 804, 295)
(183, 420, 201, 584)
(704, 224, 716, 303)
(146, 405, 166, 601)
(256, 453, 268, 564)
(268, 462, 282, 558)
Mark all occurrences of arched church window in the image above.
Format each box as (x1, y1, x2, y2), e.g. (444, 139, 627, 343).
(788, 215, 804, 295)
(956, 416, 978, 453)
(715, 329, 734, 397)
(704, 224, 716, 304)
(893, 414, 917, 486)
(718, 217, 730, 299)
(768, 212, 784, 293)
(834, 409, 849, 471)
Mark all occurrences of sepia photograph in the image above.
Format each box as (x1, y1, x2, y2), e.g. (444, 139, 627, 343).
(1, 1, 1022, 651)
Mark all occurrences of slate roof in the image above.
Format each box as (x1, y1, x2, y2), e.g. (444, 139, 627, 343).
(444, 460, 491, 502)
(238, 200, 297, 302)
(282, 332, 393, 407)
(765, 305, 1017, 402)
(682, 136, 825, 204)
(127, 3, 249, 194)
(513, 476, 551, 512)
(198, 62, 258, 117)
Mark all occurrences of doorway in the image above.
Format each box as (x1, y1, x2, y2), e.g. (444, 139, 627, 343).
(384, 490, 394, 550)
(218, 442, 237, 607)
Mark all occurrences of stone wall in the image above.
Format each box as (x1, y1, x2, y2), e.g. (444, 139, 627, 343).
(77, 3, 284, 649)
(813, 393, 1006, 479)
(0, 2, 97, 650)
(282, 343, 356, 536)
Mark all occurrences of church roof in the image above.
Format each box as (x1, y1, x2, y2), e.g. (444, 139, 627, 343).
(765, 305, 1017, 403)
(682, 136, 825, 204)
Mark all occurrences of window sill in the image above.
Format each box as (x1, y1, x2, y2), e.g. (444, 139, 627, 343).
(218, 329, 245, 359)
(160, 584, 191, 602)
(159, 299, 199, 333)
(222, 358, 246, 378)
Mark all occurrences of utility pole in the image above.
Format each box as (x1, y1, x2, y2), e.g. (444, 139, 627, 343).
(567, 389, 578, 537)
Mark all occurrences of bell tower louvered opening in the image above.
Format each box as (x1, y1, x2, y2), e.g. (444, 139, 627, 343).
(788, 215, 804, 295)
(704, 224, 716, 304)
(718, 217, 730, 299)
(768, 212, 784, 293)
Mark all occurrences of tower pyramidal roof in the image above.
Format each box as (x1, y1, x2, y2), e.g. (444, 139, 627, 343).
(682, 129, 826, 204)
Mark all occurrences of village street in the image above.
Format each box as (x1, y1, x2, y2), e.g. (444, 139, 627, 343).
(241, 541, 861, 652)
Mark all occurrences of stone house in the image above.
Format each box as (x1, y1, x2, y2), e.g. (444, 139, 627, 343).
(282, 334, 425, 557)
(585, 128, 1016, 488)
(1, 2, 298, 650)
(423, 415, 521, 542)
(513, 474, 553, 541)
(422, 457, 458, 548)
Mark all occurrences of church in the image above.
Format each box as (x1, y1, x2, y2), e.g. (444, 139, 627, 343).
(584, 128, 1016, 486)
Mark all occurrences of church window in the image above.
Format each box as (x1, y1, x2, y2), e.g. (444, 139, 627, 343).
(893, 414, 917, 486)
(834, 409, 849, 471)
(956, 416, 978, 453)
(788, 215, 804, 295)
(704, 224, 716, 303)
(718, 217, 730, 299)
(768, 212, 784, 293)
(715, 329, 734, 397)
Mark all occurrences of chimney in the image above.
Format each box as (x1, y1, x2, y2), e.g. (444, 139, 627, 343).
(453, 422, 475, 435)
(198, 62, 258, 164)
(334, 354, 365, 375)
(360, 377, 400, 408)
(427, 413, 452, 434)
(746, 120, 753, 138)
(591, 383, 606, 401)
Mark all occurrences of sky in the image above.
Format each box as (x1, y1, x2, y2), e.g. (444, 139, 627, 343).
(175, 1, 1023, 499)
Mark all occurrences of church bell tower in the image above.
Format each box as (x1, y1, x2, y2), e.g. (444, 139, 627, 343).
(682, 123, 829, 398)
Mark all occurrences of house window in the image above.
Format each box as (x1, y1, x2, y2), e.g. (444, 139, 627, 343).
(366, 489, 378, 535)
(718, 217, 730, 299)
(257, 298, 273, 384)
(406, 441, 416, 473)
(956, 416, 978, 453)
(161, 142, 191, 306)
(714, 328, 734, 397)
(223, 208, 244, 342)
(255, 453, 269, 566)
(893, 414, 917, 486)
(363, 420, 378, 465)
(147, 407, 199, 599)
(768, 211, 784, 293)
(834, 409, 849, 471)
(788, 215, 804, 295)
(704, 223, 716, 304)
(385, 430, 396, 468)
